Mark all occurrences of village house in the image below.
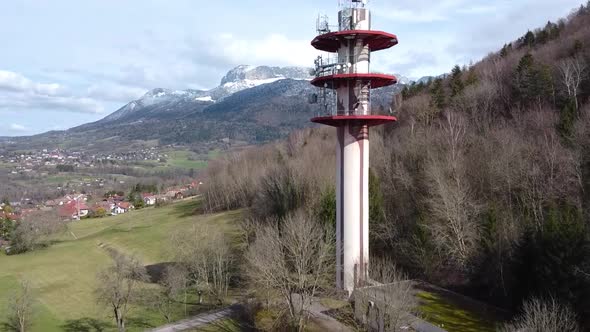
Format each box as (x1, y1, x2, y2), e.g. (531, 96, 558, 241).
(142, 193, 157, 206)
(58, 201, 89, 220)
(112, 202, 134, 215)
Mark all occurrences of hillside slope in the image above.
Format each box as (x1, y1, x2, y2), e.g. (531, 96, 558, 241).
(0, 200, 242, 332)
(201, 4, 590, 328)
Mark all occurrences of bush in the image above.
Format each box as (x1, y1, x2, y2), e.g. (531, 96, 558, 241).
(501, 297, 579, 332)
(9, 211, 67, 255)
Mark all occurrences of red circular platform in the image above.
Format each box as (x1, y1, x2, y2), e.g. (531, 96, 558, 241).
(311, 30, 398, 53)
(311, 115, 398, 127)
(311, 73, 397, 89)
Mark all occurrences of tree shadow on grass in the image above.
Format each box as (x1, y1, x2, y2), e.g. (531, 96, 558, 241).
(144, 262, 177, 283)
(171, 199, 203, 218)
(2, 322, 19, 332)
(61, 318, 113, 332)
(127, 316, 155, 329)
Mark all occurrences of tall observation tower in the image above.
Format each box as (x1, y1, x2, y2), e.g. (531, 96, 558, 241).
(310, 0, 398, 294)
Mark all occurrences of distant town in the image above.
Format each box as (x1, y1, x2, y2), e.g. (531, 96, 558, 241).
(0, 147, 168, 175)
(0, 146, 206, 223)
(0, 181, 201, 223)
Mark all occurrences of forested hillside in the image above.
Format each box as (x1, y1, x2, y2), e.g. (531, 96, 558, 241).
(202, 3, 590, 327)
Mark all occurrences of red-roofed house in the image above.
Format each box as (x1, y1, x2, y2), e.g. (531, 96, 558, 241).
(58, 201, 89, 220)
(142, 193, 157, 206)
(113, 202, 134, 215)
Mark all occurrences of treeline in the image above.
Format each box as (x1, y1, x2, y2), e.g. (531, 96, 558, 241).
(202, 3, 590, 328)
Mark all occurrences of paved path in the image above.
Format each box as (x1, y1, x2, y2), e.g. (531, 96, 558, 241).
(146, 305, 237, 332)
(308, 298, 354, 332)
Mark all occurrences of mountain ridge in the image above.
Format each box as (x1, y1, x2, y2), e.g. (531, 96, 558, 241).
(1, 64, 410, 151)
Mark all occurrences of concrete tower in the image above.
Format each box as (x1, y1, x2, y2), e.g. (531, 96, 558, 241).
(310, 0, 398, 294)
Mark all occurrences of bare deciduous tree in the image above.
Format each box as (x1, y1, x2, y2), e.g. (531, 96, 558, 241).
(95, 251, 148, 332)
(162, 264, 190, 316)
(4, 280, 34, 332)
(246, 211, 334, 331)
(9, 210, 67, 254)
(173, 226, 233, 305)
(356, 259, 418, 331)
(425, 112, 480, 268)
(559, 56, 587, 110)
(501, 297, 579, 332)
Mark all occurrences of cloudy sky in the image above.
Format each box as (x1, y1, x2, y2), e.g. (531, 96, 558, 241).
(0, 0, 585, 136)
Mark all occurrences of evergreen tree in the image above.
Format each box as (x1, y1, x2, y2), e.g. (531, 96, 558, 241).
(513, 53, 536, 104)
(430, 78, 446, 109)
(316, 187, 336, 228)
(512, 203, 590, 315)
(522, 31, 535, 48)
(0, 217, 15, 240)
(513, 53, 553, 107)
(369, 169, 385, 228)
(558, 99, 577, 141)
(536, 27, 549, 45)
(500, 44, 509, 58)
(571, 39, 583, 56)
(450, 65, 465, 97)
(465, 70, 478, 87)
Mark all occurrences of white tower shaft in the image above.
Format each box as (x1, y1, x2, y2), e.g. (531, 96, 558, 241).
(336, 124, 370, 292)
(336, 6, 372, 294)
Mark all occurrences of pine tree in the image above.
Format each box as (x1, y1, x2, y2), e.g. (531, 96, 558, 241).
(513, 53, 553, 107)
(571, 39, 583, 56)
(523, 31, 535, 48)
(430, 78, 446, 109)
(500, 44, 509, 58)
(369, 169, 384, 228)
(450, 65, 464, 97)
(513, 53, 535, 104)
(465, 70, 478, 87)
(558, 98, 577, 140)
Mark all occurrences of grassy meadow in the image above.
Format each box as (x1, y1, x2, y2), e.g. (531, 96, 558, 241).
(0, 199, 242, 331)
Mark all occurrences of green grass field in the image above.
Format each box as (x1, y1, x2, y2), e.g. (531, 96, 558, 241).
(417, 284, 505, 331)
(0, 200, 242, 331)
(44, 174, 81, 184)
(165, 151, 208, 170)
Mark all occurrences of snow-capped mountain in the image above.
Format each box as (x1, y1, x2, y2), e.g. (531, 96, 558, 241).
(97, 65, 313, 124)
(57, 64, 407, 148)
(211, 65, 312, 100)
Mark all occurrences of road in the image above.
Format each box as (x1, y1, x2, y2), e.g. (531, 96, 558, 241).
(146, 305, 237, 332)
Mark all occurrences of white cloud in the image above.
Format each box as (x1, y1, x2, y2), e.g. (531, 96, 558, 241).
(9, 123, 27, 131)
(456, 4, 500, 15)
(372, 0, 470, 23)
(86, 84, 147, 103)
(207, 33, 317, 69)
(0, 70, 61, 95)
(0, 70, 105, 114)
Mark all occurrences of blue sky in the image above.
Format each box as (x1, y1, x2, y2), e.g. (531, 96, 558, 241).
(0, 0, 585, 136)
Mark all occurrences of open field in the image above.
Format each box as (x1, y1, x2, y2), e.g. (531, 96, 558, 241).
(0, 199, 242, 331)
(165, 150, 207, 170)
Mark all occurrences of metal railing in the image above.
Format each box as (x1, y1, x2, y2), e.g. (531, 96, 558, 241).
(310, 88, 395, 118)
(312, 55, 393, 79)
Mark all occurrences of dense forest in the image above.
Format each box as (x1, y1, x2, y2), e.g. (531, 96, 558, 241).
(203, 3, 590, 328)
